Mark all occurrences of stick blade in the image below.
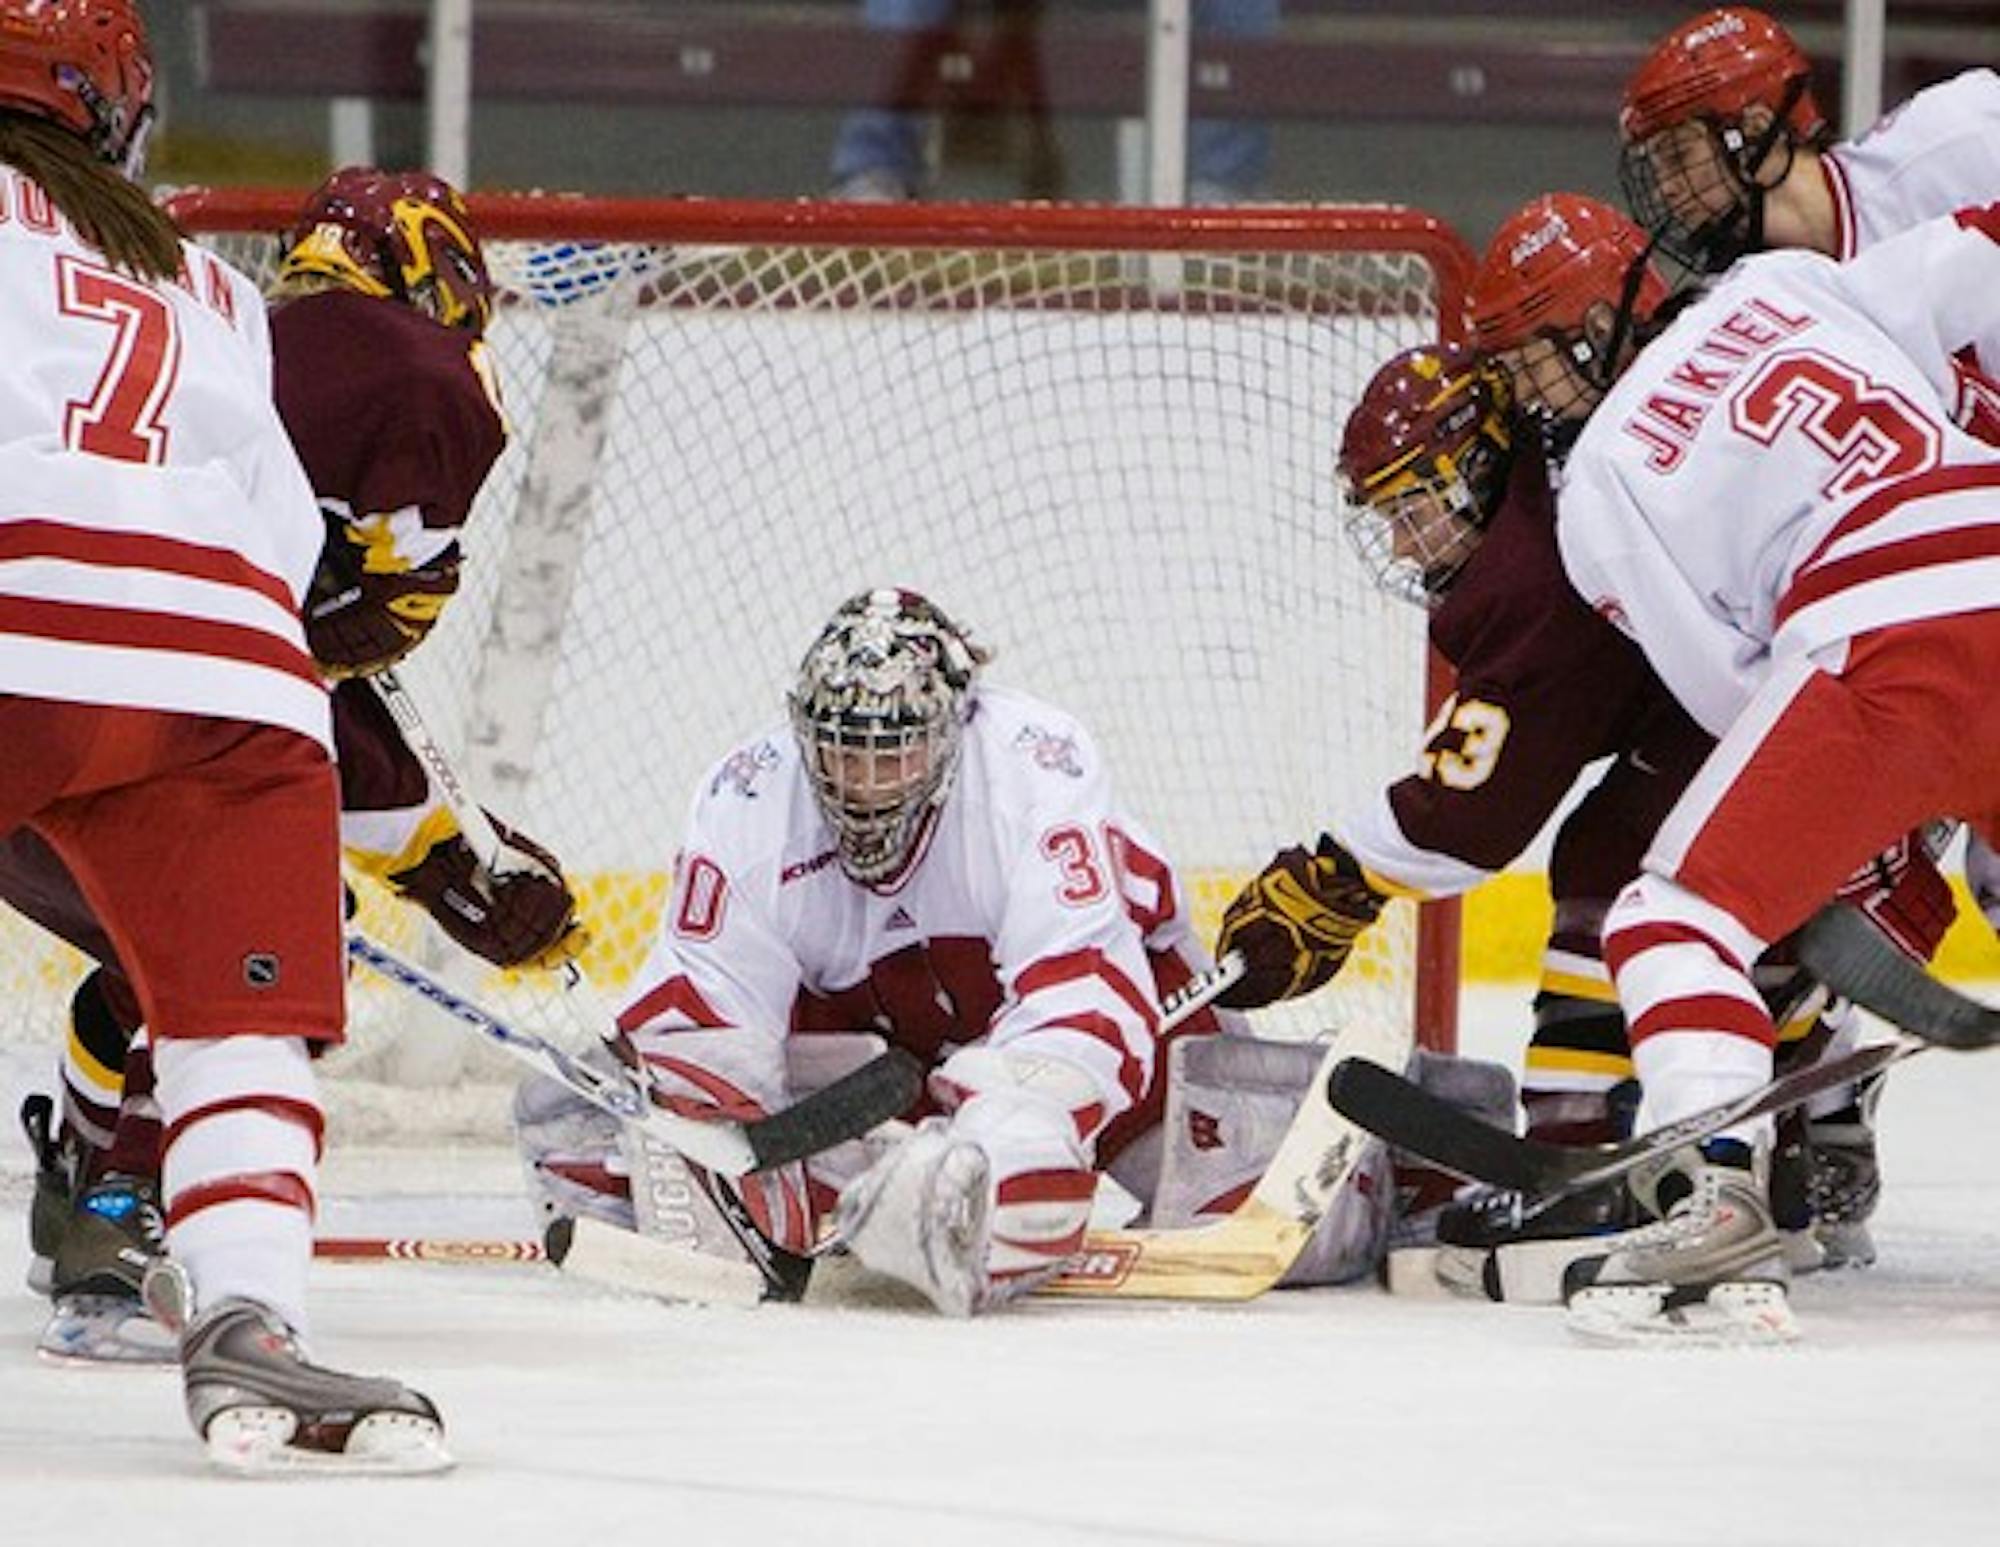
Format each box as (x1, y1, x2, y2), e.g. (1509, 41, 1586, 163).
(747, 1048, 925, 1169)
(1799, 906, 2000, 1050)
(1324, 1057, 1541, 1190)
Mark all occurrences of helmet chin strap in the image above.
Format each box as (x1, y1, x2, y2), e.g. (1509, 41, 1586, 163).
(1709, 73, 1810, 267)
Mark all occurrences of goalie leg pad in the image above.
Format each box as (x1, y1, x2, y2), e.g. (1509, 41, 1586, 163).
(835, 1080, 1095, 1315)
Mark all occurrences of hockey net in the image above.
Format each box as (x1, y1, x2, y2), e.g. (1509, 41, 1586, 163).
(1, 194, 1472, 1146)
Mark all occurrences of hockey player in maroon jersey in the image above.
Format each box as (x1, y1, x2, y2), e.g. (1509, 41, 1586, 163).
(1212, 339, 1952, 1300)
(7, 165, 583, 1364)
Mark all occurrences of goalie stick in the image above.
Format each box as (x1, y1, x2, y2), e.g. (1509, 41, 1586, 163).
(545, 957, 1417, 1306)
(345, 931, 922, 1177)
(548, 955, 1416, 1311)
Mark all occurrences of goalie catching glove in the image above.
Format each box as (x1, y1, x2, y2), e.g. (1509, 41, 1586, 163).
(388, 815, 586, 970)
(305, 511, 460, 678)
(1215, 834, 1388, 1010)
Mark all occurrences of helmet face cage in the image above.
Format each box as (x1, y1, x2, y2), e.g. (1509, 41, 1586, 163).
(0, 0, 155, 174)
(788, 589, 987, 883)
(1339, 346, 1513, 607)
(1619, 8, 1823, 272)
(1470, 196, 1668, 443)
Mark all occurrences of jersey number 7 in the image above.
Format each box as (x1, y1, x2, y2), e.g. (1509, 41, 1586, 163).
(57, 254, 180, 465)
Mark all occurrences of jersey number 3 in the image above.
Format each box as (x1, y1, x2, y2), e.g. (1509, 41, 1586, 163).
(1732, 349, 1940, 501)
(57, 255, 181, 465)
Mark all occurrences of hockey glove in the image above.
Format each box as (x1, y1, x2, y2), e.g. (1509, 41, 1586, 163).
(389, 815, 587, 970)
(1832, 825, 1956, 965)
(305, 514, 460, 679)
(1215, 834, 1388, 1010)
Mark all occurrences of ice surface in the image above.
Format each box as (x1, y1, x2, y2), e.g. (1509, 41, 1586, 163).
(2, 989, 1996, 1544)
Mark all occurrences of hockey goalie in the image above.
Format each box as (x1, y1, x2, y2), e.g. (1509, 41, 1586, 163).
(516, 587, 1509, 1312)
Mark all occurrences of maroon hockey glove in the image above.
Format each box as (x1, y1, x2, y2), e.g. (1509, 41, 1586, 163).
(305, 517, 460, 679)
(1214, 834, 1388, 1010)
(389, 817, 586, 970)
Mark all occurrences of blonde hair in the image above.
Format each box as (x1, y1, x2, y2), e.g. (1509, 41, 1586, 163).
(0, 111, 181, 281)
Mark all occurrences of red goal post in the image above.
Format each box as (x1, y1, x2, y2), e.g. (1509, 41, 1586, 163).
(160, 192, 1468, 1109)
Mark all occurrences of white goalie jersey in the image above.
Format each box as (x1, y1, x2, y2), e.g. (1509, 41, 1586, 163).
(619, 684, 1208, 1140)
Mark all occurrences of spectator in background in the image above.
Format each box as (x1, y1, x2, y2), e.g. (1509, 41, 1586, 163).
(830, 0, 1278, 203)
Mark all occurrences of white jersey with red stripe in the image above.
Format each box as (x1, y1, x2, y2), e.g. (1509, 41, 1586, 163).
(1559, 207, 2000, 738)
(0, 170, 328, 747)
(620, 684, 1197, 1140)
(1822, 69, 2000, 260)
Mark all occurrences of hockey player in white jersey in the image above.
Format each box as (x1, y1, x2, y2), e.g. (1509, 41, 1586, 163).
(516, 587, 1416, 1314)
(1618, 8, 2000, 274)
(0, 0, 446, 1470)
(1467, 190, 2000, 1339)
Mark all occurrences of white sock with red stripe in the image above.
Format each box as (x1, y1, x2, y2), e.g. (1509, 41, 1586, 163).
(154, 1036, 322, 1335)
(1607, 875, 1775, 1143)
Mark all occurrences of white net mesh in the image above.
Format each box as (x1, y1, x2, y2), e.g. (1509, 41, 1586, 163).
(0, 200, 1466, 1144)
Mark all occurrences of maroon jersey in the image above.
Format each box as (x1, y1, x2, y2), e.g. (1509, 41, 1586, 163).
(271, 288, 505, 538)
(1338, 450, 1713, 896)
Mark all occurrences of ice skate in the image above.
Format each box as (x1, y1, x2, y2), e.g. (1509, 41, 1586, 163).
(1563, 1139, 1799, 1346)
(20, 1093, 74, 1295)
(1806, 1073, 1886, 1269)
(38, 1174, 176, 1366)
(1432, 1179, 1648, 1305)
(181, 1297, 452, 1476)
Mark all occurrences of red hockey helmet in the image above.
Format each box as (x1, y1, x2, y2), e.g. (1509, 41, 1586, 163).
(0, 0, 154, 174)
(280, 166, 494, 333)
(1338, 343, 1514, 605)
(1619, 9, 1829, 270)
(1468, 194, 1668, 430)
(1620, 8, 1826, 146)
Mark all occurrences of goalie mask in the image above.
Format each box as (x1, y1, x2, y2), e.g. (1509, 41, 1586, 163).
(1338, 342, 1514, 608)
(0, 0, 155, 176)
(1619, 8, 1829, 273)
(1468, 193, 1669, 447)
(279, 166, 494, 334)
(789, 588, 990, 885)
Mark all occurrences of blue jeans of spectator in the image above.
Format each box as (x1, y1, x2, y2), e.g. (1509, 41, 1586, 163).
(830, 0, 1277, 196)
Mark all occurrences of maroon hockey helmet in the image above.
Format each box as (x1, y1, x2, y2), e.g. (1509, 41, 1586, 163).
(280, 166, 494, 333)
(1338, 342, 1514, 605)
(0, 0, 155, 175)
(1619, 9, 1830, 271)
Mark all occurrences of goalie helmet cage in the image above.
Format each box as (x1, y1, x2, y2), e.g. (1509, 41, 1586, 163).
(21, 191, 1468, 1139)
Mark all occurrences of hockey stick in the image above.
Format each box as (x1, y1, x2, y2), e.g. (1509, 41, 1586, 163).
(1326, 1034, 1917, 1220)
(345, 930, 922, 1177)
(540, 950, 1343, 1307)
(370, 667, 527, 877)
(365, 669, 833, 1296)
(1797, 904, 2000, 1050)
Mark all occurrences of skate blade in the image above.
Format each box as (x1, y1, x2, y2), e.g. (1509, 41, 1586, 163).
(1566, 1279, 1801, 1347)
(37, 1294, 179, 1367)
(204, 1408, 455, 1477)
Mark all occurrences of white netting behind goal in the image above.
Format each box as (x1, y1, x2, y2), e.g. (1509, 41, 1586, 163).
(0, 196, 1472, 1144)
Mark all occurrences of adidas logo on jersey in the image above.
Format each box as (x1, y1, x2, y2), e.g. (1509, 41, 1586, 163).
(886, 906, 917, 930)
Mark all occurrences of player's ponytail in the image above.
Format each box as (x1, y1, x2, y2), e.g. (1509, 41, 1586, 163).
(0, 110, 182, 282)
